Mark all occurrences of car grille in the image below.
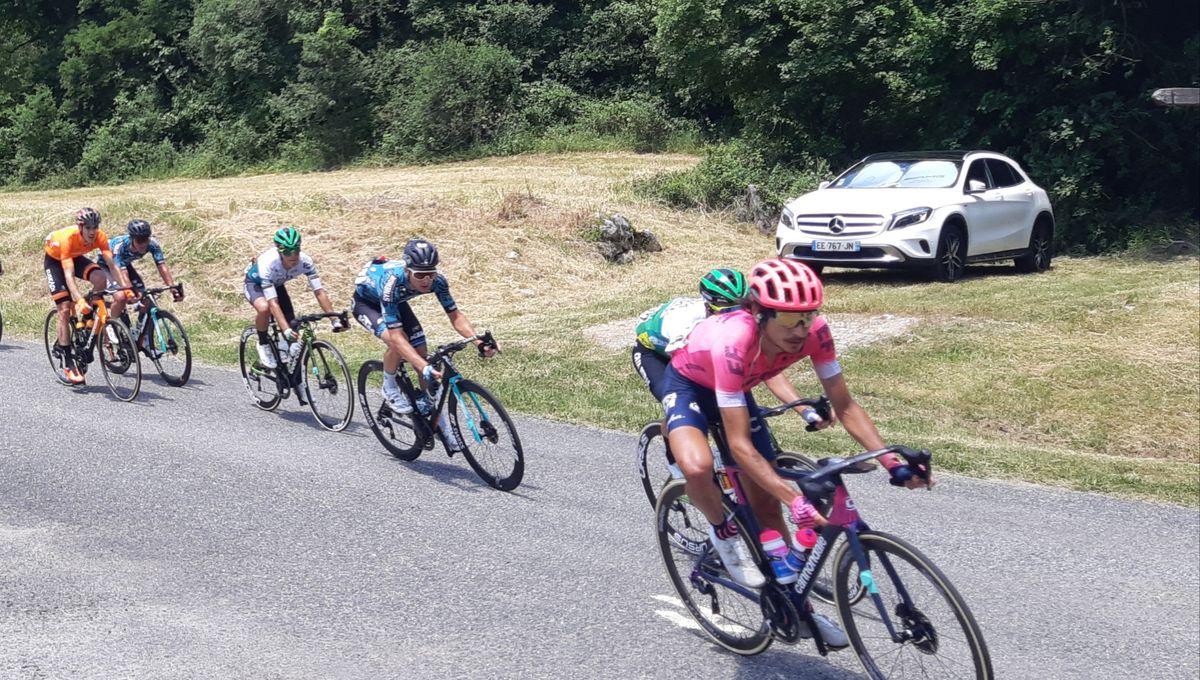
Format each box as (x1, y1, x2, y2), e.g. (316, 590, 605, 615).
(793, 213, 886, 237)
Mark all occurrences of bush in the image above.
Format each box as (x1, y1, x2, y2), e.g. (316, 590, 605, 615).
(377, 41, 522, 159)
(0, 86, 82, 185)
(633, 141, 829, 214)
(74, 88, 179, 184)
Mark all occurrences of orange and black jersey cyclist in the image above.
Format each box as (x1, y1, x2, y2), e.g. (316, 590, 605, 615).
(43, 224, 113, 302)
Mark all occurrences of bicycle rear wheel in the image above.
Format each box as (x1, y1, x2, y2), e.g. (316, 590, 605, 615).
(238, 327, 281, 411)
(145, 309, 192, 386)
(447, 379, 524, 490)
(99, 319, 141, 401)
(303, 340, 353, 432)
(356, 360, 426, 460)
(654, 480, 772, 656)
(43, 310, 73, 385)
(834, 530, 993, 680)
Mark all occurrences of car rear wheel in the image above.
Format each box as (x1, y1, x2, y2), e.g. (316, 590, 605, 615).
(931, 225, 966, 282)
(1014, 222, 1053, 273)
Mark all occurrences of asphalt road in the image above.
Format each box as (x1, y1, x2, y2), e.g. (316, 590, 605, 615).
(1, 338, 1197, 679)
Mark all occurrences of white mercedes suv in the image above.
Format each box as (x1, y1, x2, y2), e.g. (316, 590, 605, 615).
(775, 151, 1055, 281)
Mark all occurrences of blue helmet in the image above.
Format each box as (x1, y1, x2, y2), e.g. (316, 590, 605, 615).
(403, 239, 439, 272)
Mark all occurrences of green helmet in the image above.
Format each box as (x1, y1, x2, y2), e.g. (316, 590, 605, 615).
(274, 226, 301, 253)
(699, 268, 747, 308)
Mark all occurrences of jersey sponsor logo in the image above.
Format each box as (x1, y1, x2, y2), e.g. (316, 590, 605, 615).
(723, 346, 744, 376)
(381, 275, 399, 303)
(816, 325, 834, 353)
(667, 413, 684, 424)
(662, 393, 677, 410)
(688, 401, 701, 413)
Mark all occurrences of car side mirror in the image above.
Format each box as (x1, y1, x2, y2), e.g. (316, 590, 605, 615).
(965, 179, 986, 194)
(818, 181, 831, 190)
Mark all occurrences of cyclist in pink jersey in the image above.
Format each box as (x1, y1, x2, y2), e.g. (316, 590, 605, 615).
(661, 258, 933, 603)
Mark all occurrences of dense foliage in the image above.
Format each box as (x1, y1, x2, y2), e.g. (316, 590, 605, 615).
(0, 0, 1194, 250)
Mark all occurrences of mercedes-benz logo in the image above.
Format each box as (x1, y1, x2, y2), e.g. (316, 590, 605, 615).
(828, 216, 845, 234)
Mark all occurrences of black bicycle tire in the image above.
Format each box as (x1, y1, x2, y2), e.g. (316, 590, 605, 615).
(99, 318, 141, 401)
(638, 421, 680, 510)
(654, 480, 773, 655)
(238, 327, 282, 411)
(356, 360, 425, 460)
(303, 340, 354, 432)
(43, 309, 73, 385)
(148, 309, 192, 387)
(448, 379, 524, 490)
(833, 530, 993, 680)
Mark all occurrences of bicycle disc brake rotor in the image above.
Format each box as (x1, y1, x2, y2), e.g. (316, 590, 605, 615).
(760, 584, 801, 643)
(896, 603, 938, 654)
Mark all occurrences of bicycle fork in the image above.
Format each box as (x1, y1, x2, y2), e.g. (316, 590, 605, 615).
(841, 527, 923, 645)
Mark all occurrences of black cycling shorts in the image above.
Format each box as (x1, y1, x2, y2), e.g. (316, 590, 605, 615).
(44, 254, 100, 302)
(352, 294, 426, 348)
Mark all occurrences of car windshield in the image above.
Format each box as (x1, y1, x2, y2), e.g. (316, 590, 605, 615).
(830, 159, 962, 189)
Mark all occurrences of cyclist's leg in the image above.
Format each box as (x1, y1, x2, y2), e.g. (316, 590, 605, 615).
(661, 365, 724, 525)
(44, 255, 74, 348)
(394, 301, 430, 384)
(246, 283, 271, 334)
(740, 392, 791, 542)
(275, 284, 296, 329)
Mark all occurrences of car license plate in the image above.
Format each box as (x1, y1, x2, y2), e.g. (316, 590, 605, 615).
(812, 240, 861, 252)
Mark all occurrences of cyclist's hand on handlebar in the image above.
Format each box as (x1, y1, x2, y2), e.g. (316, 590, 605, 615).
(790, 495, 828, 529)
(421, 363, 442, 382)
(330, 317, 346, 333)
(172, 287, 185, 302)
(74, 298, 92, 316)
(478, 339, 500, 358)
(883, 457, 935, 490)
(799, 406, 835, 430)
(282, 328, 298, 343)
(122, 289, 138, 301)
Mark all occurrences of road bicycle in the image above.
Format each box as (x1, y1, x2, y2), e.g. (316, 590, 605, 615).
(238, 311, 354, 432)
(42, 288, 141, 401)
(655, 421, 992, 678)
(357, 331, 524, 491)
(126, 283, 192, 386)
(637, 396, 862, 608)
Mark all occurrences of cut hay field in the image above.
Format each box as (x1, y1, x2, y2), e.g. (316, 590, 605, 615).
(1, 152, 1196, 505)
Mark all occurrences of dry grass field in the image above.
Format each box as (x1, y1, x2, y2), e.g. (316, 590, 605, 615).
(1, 152, 1196, 505)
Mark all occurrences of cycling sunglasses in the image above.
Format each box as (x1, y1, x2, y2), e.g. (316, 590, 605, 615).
(277, 246, 300, 256)
(409, 270, 436, 280)
(764, 309, 818, 329)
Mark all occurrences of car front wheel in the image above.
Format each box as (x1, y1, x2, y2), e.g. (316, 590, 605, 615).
(931, 225, 966, 282)
(1014, 223, 1053, 273)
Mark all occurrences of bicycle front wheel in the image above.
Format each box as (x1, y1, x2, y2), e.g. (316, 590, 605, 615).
(834, 530, 993, 680)
(238, 327, 281, 411)
(303, 340, 354, 432)
(448, 379, 524, 491)
(356, 360, 425, 460)
(99, 319, 141, 401)
(146, 309, 192, 386)
(654, 480, 772, 656)
(43, 310, 72, 385)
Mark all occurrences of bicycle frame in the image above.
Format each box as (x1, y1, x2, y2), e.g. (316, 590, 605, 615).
(262, 311, 348, 402)
(395, 332, 497, 447)
(131, 284, 182, 354)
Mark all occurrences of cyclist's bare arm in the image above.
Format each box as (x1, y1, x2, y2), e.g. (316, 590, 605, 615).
(156, 261, 177, 288)
(266, 297, 291, 333)
(719, 405, 823, 517)
(447, 309, 499, 355)
(380, 327, 434, 374)
(313, 287, 335, 314)
(60, 258, 86, 302)
(764, 373, 833, 428)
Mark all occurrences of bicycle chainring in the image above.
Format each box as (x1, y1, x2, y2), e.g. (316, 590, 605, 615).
(761, 583, 802, 643)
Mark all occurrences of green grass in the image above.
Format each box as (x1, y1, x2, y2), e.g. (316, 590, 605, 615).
(0, 155, 1195, 507)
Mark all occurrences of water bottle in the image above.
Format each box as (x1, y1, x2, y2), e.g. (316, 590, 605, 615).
(787, 527, 819, 572)
(415, 393, 433, 416)
(288, 341, 303, 363)
(276, 335, 290, 361)
(760, 529, 798, 584)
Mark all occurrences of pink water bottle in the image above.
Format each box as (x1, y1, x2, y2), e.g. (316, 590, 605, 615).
(787, 527, 819, 572)
(760, 529, 798, 583)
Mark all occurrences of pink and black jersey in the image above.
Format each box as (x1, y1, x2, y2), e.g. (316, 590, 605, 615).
(670, 309, 841, 407)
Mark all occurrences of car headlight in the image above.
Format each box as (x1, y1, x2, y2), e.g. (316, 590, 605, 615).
(889, 207, 932, 230)
(779, 207, 795, 230)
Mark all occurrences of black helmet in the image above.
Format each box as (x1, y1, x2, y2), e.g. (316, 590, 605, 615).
(75, 207, 101, 229)
(403, 239, 439, 272)
(127, 219, 152, 239)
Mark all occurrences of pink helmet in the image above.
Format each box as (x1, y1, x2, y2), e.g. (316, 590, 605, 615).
(748, 258, 824, 311)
